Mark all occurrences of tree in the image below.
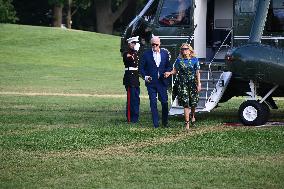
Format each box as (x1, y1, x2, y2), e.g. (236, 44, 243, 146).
(12, 0, 146, 34)
(48, 0, 91, 28)
(66, 0, 72, 28)
(0, 0, 18, 23)
(94, 0, 132, 34)
(66, 0, 91, 28)
(48, 0, 65, 27)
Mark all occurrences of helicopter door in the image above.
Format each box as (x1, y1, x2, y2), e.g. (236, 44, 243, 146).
(233, 0, 258, 47)
(211, 0, 233, 60)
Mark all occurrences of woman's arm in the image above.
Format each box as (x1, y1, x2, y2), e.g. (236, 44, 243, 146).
(196, 70, 201, 92)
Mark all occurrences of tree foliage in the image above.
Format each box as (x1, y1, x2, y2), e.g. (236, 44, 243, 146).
(48, 0, 91, 27)
(48, 0, 66, 6)
(10, 0, 148, 34)
(0, 0, 18, 23)
(68, 0, 92, 27)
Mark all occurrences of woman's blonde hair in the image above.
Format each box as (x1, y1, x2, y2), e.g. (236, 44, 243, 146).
(180, 43, 196, 58)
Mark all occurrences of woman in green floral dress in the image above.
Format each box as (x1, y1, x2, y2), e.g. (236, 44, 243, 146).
(164, 43, 201, 130)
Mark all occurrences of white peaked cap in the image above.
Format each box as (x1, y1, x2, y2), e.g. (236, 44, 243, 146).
(127, 36, 139, 43)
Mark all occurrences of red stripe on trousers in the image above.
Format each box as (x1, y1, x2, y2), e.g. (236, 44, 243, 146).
(127, 87, 131, 122)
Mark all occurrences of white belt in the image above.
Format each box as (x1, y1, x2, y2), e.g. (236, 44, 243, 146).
(125, 67, 138, 71)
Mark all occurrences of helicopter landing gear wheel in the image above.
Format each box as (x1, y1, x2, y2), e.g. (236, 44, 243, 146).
(238, 100, 270, 126)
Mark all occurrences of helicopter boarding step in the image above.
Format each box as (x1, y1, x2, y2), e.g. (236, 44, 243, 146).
(169, 70, 232, 115)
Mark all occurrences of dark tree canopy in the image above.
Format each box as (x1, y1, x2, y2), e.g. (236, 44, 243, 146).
(10, 0, 147, 35)
(0, 0, 18, 23)
(13, 0, 52, 26)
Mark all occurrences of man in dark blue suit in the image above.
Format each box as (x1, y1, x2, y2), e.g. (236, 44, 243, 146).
(140, 36, 172, 128)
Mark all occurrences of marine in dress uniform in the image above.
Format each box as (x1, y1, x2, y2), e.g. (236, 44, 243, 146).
(123, 36, 140, 123)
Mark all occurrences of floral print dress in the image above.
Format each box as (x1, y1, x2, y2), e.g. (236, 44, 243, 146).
(173, 57, 200, 108)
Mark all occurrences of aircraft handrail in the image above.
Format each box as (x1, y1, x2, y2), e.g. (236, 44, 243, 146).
(208, 28, 233, 68)
(127, 0, 155, 28)
(186, 24, 197, 44)
(208, 28, 233, 85)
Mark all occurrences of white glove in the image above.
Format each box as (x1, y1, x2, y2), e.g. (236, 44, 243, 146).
(134, 43, 140, 51)
(145, 76, 152, 82)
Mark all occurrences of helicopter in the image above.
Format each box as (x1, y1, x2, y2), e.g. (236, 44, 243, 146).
(120, 0, 284, 125)
(225, 0, 284, 125)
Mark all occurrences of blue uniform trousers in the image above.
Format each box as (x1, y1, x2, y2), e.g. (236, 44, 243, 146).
(147, 83, 168, 128)
(125, 86, 140, 123)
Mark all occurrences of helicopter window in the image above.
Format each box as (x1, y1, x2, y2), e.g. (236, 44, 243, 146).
(158, 0, 191, 26)
(142, 0, 159, 24)
(240, 0, 257, 13)
(266, 1, 284, 32)
(129, 1, 159, 45)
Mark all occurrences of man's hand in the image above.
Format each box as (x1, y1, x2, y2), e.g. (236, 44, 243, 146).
(127, 53, 134, 60)
(145, 76, 152, 83)
(164, 72, 172, 78)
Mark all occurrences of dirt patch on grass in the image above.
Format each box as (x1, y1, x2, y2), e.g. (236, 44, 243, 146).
(39, 126, 235, 158)
(94, 126, 234, 156)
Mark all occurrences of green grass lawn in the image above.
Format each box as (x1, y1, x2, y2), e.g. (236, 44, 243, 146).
(0, 24, 136, 95)
(0, 24, 284, 189)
